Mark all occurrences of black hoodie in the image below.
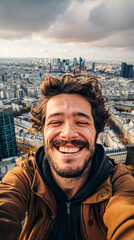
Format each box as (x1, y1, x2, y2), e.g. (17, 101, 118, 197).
(35, 144, 113, 240)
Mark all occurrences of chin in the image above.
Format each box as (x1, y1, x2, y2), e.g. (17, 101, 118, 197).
(51, 156, 92, 179)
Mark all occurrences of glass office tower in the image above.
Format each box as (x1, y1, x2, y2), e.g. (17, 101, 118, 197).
(0, 106, 18, 160)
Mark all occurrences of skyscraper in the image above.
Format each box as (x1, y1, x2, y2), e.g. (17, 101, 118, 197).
(120, 62, 133, 78)
(73, 58, 77, 67)
(0, 106, 18, 160)
(79, 57, 82, 66)
(78, 57, 85, 71)
(125, 65, 133, 78)
(120, 62, 126, 77)
(92, 62, 95, 72)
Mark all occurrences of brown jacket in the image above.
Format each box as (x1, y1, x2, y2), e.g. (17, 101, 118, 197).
(0, 154, 134, 240)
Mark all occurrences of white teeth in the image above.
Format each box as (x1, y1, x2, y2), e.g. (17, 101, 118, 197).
(65, 147, 68, 152)
(59, 146, 80, 153)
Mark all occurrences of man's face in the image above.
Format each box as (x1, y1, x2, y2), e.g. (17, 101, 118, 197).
(43, 93, 96, 178)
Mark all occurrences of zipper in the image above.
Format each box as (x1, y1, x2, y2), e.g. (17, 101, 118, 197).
(66, 202, 86, 240)
(66, 201, 71, 215)
(66, 202, 71, 240)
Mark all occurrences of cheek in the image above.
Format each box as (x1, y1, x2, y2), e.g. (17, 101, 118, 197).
(44, 128, 59, 145)
(80, 128, 96, 142)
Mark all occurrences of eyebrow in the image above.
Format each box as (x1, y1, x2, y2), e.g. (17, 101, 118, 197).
(72, 112, 91, 119)
(47, 113, 64, 120)
(47, 112, 91, 120)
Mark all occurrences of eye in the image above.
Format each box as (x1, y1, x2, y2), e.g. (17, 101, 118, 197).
(76, 121, 89, 125)
(49, 121, 63, 125)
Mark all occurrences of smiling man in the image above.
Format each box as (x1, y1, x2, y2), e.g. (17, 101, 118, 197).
(44, 94, 95, 178)
(0, 73, 134, 240)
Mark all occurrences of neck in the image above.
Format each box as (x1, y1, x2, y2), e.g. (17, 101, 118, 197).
(50, 166, 91, 201)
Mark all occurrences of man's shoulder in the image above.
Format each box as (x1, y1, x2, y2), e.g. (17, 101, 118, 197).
(111, 162, 134, 193)
(15, 152, 36, 181)
(16, 152, 36, 168)
(1, 152, 36, 188)
(104, 163, 134, 239)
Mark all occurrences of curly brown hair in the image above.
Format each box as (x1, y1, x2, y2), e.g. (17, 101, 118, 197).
(30, 72, 110, 137)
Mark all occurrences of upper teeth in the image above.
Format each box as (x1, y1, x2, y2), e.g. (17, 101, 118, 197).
(59, 147, 80, 153)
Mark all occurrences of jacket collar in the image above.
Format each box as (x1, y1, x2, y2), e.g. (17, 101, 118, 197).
(83, 175, 113, 204)
(31, 167, 57, 216)
(31, 161, 113, 206)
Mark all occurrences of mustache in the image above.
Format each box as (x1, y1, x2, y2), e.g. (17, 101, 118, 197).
(50, 139, 89, 149)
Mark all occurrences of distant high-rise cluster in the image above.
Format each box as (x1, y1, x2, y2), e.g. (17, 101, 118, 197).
(0, 106, 18, 160)
(46, 57, 85, 72)
(120, 62, 133, 78)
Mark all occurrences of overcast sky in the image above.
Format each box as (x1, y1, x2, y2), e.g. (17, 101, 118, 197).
(0, 0, 134, 62)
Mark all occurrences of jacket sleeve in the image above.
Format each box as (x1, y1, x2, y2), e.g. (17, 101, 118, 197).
(103, 171, 134, 240)
(0, 165, 31, 240)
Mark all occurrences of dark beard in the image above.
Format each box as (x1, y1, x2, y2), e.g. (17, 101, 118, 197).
(47, 152, 94, 178)
(45, 139, 95, 179)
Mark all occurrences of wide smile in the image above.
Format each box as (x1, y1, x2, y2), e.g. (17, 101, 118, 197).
(55, 145, 84, 154)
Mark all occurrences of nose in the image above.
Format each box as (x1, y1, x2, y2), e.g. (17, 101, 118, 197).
(60, 121, 78, 141)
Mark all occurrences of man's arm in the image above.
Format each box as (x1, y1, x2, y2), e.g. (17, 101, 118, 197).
(0, 165, 31, 240)
(104, 172, 134, 240)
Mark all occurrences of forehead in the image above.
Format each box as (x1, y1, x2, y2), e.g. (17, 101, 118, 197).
(46, 93, 93, 117)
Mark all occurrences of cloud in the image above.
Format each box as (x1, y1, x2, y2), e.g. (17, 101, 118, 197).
(0, 0, 71, 38)
(89, 30, 134, 50)
(0, 29, 32, 40)
(89, 0, 134, 36)
(38, 0, 134, 50)
(0, 0, 134, 51)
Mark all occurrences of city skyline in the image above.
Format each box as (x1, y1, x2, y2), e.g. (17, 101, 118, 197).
(0, 0, 134, 62)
